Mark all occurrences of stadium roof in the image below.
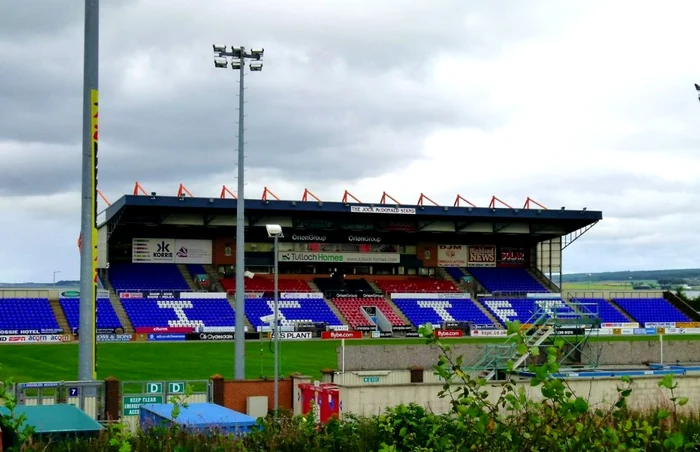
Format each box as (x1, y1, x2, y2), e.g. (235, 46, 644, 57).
(99, 183, 602, 239)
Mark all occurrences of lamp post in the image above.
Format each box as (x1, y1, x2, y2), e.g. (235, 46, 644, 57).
(53, 271, 61, 285)
(212, 45, 264, 380)
(266, 224, 283, 413)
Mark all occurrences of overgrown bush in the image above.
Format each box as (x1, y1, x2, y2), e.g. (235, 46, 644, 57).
(3, 324, 700, 450)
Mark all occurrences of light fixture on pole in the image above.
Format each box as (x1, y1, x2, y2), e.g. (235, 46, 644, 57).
(53, 270, 61, 285)
(266, 223, 283, 414)
(212, 44, 265, 380)
(694, 83, 700, 102)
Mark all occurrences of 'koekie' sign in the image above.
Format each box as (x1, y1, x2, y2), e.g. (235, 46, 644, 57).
(135, 327, 194, 334)
(321, 331, 363, 340)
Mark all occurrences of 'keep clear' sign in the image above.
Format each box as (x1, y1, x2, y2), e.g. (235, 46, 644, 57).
(122, 395, 163, 416)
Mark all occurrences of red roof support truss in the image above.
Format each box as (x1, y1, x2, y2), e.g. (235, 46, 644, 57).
(133, 181, 149, 196)
(489, 196, 512, 209)
(453, 194, 477, 208)
(177, 183, 194, 198)
(261, 186, 280, 201)
(220, 185, 236, 199)
(523, 197, 547, 209)
(301, 188, 322, 202)
(341, 190, 362, 203)
(417, 193, 439, 206)
(380, 191, 400, 205)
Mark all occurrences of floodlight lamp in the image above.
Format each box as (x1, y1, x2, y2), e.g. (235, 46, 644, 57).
(231, 61, 242, 70)
(249, 62, 263, 72)
(213, 44, 227, 53)
(214, 58, 228, 68)
(231, 46, 243, 57)
(266, 224, 283, 238)
(250, 48, 264, 59)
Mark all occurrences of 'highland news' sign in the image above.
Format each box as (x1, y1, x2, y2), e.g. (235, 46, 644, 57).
(279, 252, 400, 264)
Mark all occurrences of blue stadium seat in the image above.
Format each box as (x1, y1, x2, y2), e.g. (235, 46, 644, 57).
(572, 298, 629, 323)
(468, 268, 547, 294)
(613, 298, 690, 325)
(392, 298, 494, 327)
(0, 298, 60, 332)
(479, 297, 575, 324)
(108, 263, 190, 291)
(245, 298, 343, 329)
(60, 298, 122, 331)
(121, 298, 235, 329)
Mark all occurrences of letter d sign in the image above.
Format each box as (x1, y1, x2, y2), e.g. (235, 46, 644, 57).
(146, 383, 163, 394)
(168, 382, 185, 394)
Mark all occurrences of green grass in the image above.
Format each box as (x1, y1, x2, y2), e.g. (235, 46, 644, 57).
(2, 335, 700, 383)
(561, 281, 657, 291)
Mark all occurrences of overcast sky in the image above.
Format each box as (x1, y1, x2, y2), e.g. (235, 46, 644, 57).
(1, 0, 699, 282)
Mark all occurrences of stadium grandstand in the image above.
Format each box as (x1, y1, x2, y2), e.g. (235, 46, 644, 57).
(2, 183, 699, 341)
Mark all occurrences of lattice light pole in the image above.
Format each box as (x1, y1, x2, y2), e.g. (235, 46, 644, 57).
(212, 45, 264, 380)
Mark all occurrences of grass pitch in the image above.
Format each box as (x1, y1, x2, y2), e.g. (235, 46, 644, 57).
(2, 335, 698, 383)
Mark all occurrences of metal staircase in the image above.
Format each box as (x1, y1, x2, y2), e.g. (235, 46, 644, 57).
(465, 300, 600, 381)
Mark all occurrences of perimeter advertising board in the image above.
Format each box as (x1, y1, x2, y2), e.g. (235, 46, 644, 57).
(279, 251, 400, 264)
(437, 245, 468, 267)
(132, 238, 212, 264)
(467, 245, 496, 267)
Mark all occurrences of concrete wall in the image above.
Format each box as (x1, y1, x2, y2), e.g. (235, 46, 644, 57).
(338, 373, 700, 417)
(338, 340, 700, 371)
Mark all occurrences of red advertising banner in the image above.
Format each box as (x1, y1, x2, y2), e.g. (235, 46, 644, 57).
(436, 329, 464, 338)
(497, 246, 527, 267)
(135, 327, 194, 334)
(321, 331, 363, 340)
(467, 245, 496, 267)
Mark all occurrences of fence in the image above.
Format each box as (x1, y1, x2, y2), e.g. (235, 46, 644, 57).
(13, 380, 105, 420)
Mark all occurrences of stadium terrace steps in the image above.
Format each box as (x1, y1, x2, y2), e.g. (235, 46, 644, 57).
(103, 276, 134, 333)
(528, 267, 560, 293)
(470, 298, 501, 326)
(176, 264, 199, 292)
(49, 299, 70, 333)
(202, 265, 224, 292)
(384, 296, 412, 325)
(664, 292, 700, 322)
(366, 280, 384, 294)
(605, 298, 635, 322)
(109, 291, 134, 333)
(322, 297, 349, 326)
(227, 293, 254, 331)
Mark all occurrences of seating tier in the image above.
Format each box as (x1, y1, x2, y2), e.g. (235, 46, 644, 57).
(332, 297, 405, 329)
(109, 263, 189, 291)
(60, 298, 122, 331)
(468, 268, 547, 293)
(244, 297, 342, 329)
(392, 298, 494, 327)
(613, 298, 690, 325)
(572, 298, 629, 324)
(121, 298, 234, 329)
(0, 298, 59, 332)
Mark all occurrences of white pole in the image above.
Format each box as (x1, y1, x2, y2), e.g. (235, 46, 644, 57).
(273, 236, 279, 413)
(660, 333, 664, 365)
(341, 339, 345, 373)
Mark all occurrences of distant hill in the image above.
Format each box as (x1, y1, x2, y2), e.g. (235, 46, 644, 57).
(0, 280, 80, 288)
(563, 269, 700, 283)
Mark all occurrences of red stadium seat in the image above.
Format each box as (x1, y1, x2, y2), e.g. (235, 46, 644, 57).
(332, 297, 405, 329)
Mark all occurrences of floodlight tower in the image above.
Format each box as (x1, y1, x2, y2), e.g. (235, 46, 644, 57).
(212, 45, 264, 380)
